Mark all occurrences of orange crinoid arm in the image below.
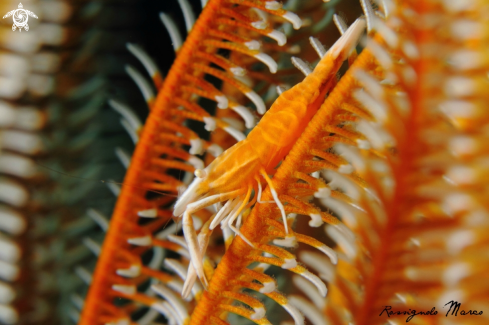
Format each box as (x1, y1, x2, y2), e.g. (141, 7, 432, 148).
(78, 1, 305, 324)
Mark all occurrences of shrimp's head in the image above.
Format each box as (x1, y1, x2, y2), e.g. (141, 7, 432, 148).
(173, 140, 259, 217)
(173, 166, 212, 217)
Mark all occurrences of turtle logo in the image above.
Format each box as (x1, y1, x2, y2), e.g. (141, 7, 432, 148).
(2, 3, 38, 32)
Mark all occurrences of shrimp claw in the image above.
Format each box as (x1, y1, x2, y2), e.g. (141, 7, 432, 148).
(182, 210, 209, 289)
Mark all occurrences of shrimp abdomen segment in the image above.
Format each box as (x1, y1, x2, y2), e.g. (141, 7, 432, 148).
(252, 106, 301, 146)
(247, 19, 367, 171)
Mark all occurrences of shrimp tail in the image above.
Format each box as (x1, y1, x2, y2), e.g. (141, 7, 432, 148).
(279, 18, 366, 110)
(329, 18, 366, 60)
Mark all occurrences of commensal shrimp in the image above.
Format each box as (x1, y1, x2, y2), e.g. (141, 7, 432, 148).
(174, 18, 366, 287)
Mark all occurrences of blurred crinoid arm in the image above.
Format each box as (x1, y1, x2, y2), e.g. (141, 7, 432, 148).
(314, 0, 489, 324)
(79, 0, 306, 324)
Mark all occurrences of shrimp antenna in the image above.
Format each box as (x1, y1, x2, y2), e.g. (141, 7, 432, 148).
(33, 160, 178, 198)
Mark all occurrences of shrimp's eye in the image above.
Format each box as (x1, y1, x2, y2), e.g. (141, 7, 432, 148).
(194, 169, 207, 178)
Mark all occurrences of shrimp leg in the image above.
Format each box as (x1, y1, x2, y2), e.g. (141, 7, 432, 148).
(220, 198, 245, 229)
(260, 169, 288, 234)
(255, 175, 274, 204)
(182, 188, 246, 287)
(182, 211, 208, 289)
(182, 221, 213, 299)
(210, 198, 237, 230)
(229, 224, 254, 247)
(226, 185, 255, 247)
